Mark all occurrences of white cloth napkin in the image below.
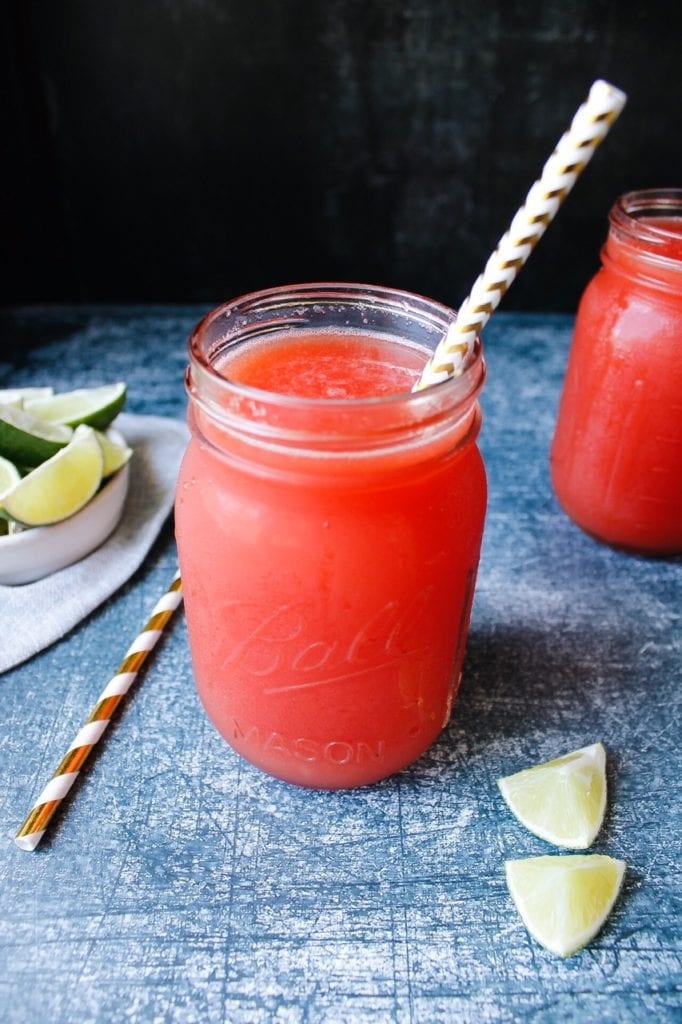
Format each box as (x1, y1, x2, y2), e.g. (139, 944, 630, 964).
(0, 413, 188, 675)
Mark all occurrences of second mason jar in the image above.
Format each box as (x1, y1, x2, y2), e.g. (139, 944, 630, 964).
(551, 189, 682, 554)
(176, 283, 487, 788)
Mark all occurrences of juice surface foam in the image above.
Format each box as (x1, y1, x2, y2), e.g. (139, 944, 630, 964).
(217, 330, 427, 399)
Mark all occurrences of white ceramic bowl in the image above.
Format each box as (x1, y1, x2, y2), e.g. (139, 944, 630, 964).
(0, 429, 130, 586)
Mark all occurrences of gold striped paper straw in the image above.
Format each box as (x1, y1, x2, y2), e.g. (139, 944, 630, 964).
(15, 571, 183, 852)
(415, 78, 627, 390)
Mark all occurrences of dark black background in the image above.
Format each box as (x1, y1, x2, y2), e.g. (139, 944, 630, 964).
(3, 0, 681, 312)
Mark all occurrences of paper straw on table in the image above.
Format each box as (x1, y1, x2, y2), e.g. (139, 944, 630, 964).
(15, 571, 183, 852)
(414, 78, 627, 391)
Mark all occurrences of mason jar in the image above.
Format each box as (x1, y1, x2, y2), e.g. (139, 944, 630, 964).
(551, 189, 682, 554)
(176, 283, 487, 787)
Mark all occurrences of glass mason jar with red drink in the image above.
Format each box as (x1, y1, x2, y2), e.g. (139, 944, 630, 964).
(175, 284, 487, 788)
(551, 189, 682, 554)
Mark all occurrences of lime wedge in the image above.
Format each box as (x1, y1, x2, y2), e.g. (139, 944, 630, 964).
(0, 454, 21, 496)
(0, 387, 54, 404)
(0, 404, 73, 467)
(505, 854, 626, 957)
(0, 425, 103, 526)
(95, 429, 133, 478)
(497, 742, 607, 849)
(25, 382, 127, 429)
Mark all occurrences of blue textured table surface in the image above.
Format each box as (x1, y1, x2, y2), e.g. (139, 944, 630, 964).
(0, 307, 680, 1023)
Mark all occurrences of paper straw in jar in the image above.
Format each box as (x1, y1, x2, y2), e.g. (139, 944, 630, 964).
(15, 571, 183, 852)
(414, 78, 627, 390)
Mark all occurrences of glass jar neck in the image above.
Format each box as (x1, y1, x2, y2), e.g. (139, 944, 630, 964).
(186, 283, 485, 466)
(603, 189, 682, 293)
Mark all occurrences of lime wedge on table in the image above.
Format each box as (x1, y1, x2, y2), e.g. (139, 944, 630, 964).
(0, 404, 73, 467)
(505, 854, 626, 958)
(0, 454, 21, 496)
(497, 742, 607, 849)
(95, 429, 133, 477)
(0, 386, 53, 404)
(25, 382, 127, 429)
(0, 425, 103, 526)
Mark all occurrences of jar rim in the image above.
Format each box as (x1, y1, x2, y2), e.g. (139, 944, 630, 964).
(188, 281, 484, 416)
(609, 188, 682, 251)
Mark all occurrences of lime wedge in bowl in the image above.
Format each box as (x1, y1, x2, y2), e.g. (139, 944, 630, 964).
(0, 454, 21, 496)
(0, 426, 131, 584)
(0, 425, 103, 527)
(0, 386, 54, 404)
(95, 429, 133, 478)
(25, 382, 127, 430)
(505, 854, 626, 958)
(0, 404, 73, 467)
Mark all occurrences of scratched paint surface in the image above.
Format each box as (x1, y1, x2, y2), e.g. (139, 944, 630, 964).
(0, 309, 680, 1023)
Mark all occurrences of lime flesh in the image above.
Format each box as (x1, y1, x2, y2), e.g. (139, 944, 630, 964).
(505, 854, 626, 957)
(95, 430, 133, 477)
(0, 404, 73, 467)
(0, 455, 21, 496)
(0, 387, 54, 404)
(0, 425, 103, 526)
(25, 382, 127, 430)
(497, 742, 607, 849)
